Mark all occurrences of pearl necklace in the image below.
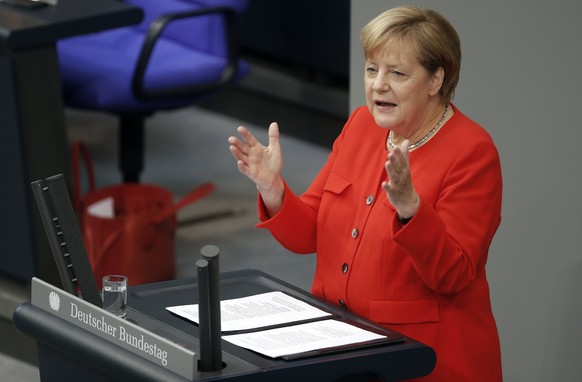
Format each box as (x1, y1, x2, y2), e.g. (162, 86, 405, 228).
(388, 105, 449, 150)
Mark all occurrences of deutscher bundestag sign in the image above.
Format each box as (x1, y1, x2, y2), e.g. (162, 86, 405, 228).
(31, 278, 196, 379)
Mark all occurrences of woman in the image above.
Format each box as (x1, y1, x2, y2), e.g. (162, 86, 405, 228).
(228, 6, 502, 381)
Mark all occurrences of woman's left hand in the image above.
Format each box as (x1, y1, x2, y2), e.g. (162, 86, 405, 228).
(382, 140, 420, 219)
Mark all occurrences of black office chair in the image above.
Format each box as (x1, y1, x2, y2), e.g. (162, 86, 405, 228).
(58, 0, 249, 182)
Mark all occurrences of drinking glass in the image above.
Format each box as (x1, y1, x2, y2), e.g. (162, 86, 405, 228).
(102, 275, 128, 318)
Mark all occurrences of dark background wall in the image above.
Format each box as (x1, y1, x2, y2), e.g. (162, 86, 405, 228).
(199, 0, 351, 148)
(239, 0, 350, 84)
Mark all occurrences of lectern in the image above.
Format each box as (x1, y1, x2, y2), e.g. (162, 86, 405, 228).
(15, 175, 436, 381)
(14, 270, 436, 381)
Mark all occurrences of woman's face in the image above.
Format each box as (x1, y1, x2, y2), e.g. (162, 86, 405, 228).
(364, 42, 442, 135)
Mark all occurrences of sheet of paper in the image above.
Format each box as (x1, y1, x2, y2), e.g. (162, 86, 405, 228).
(222, 319, 387, 358)
(166, 291, 332, 332)
(87, 196, 114, 218)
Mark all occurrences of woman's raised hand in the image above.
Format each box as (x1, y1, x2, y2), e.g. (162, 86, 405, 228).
(382, 140, 420, 220)
(228, 122, 285, 215)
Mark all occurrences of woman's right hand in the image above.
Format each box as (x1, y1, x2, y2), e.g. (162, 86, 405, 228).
(228, 122, 284, 215)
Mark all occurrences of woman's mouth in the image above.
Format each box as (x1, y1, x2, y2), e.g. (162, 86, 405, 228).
(375, 100, 396, 108)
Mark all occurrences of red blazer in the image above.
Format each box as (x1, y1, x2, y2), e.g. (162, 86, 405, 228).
(257, 105, 503, 381)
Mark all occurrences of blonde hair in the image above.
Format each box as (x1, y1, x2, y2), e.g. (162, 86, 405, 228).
(360, 6, 461, 103)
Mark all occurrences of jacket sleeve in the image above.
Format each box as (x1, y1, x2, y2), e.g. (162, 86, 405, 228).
(255, 180, 318, 254)
(393, 138, 503, 294)
(255, 151, 339, 254)
(255, 111, 356, 254)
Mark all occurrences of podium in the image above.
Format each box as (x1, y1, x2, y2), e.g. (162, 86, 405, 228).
(14, 270, 436, 381)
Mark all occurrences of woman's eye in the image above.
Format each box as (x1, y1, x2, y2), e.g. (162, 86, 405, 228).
(365, 66, 378, 74)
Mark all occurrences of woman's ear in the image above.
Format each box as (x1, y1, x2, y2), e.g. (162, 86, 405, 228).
(429, 67, 445, 96)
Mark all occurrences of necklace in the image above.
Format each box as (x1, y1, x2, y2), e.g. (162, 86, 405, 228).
(388, 105, 449, 150)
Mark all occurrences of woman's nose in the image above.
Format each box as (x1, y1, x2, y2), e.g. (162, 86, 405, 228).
(372, 73, 390, 92)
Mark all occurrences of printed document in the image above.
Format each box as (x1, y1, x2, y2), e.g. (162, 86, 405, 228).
(166, 291, 332, 332)
(222, 319, 387, 359)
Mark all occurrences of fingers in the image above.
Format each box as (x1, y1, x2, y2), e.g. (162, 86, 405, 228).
(383, 140, 421, 217)
(228, 142, 246, 166)
(236, 125, 260, 146)
(230, 124, 277, 151)
(267, 122, 280, 151)
(228, 133, 246, 162)
(235, 158, 250, 176)
(385, 140, 412, 190)
(387, 139, 409, 168)
(228, 123, 279, 181)
(228, 123, 281, 156)
(228, 126, 260, 161)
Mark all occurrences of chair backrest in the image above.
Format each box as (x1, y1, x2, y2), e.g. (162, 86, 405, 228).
(126, 0, 247, 55)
